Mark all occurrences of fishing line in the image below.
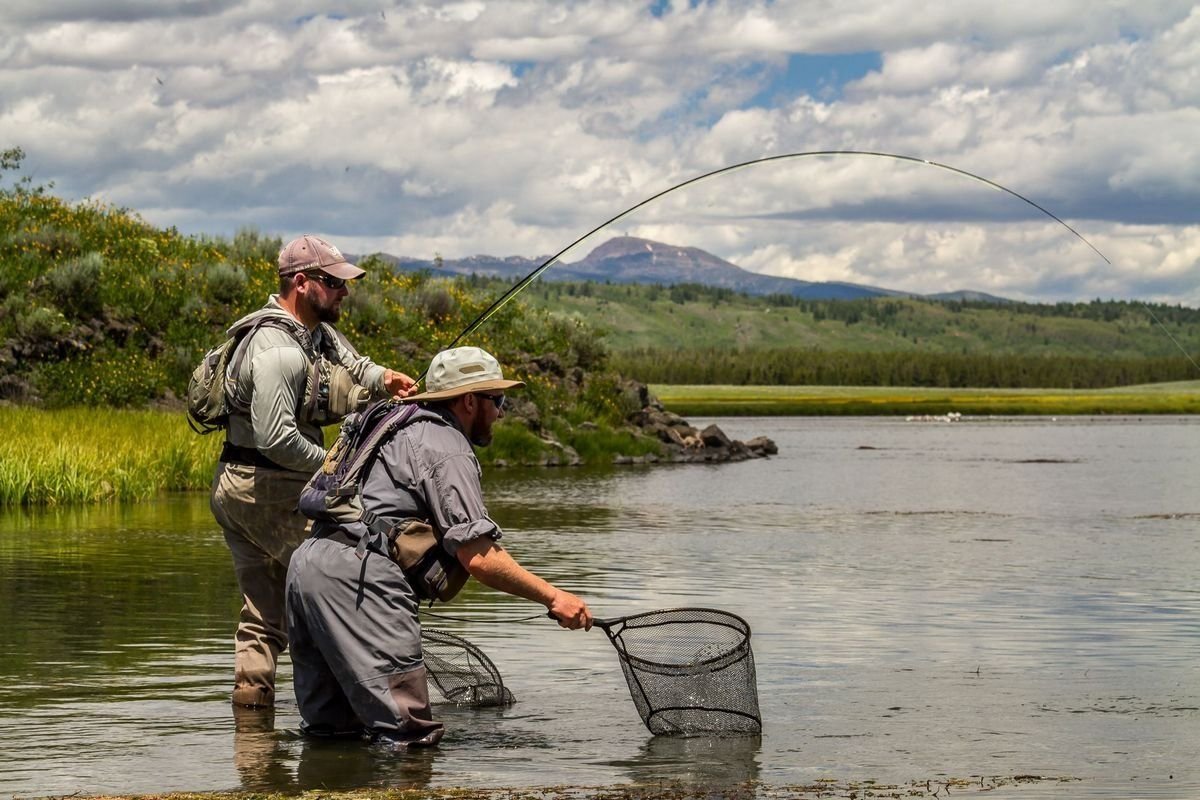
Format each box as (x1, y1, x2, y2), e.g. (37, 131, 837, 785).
(420, 609, 547, 624)
(1136, 303, 1200, 375)
(423, 149, 1197, 378)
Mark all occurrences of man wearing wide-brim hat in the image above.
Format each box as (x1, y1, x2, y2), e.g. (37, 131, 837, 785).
(286, 346, 593, 747)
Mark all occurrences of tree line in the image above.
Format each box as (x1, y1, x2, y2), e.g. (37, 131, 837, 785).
(612, 347, 1198, 389)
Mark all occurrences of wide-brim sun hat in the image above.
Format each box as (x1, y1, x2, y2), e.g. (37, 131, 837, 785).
(404, 346, 525, 403)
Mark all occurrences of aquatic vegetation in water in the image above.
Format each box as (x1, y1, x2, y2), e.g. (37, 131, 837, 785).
(0, 407, 220, 506)
(75, 774, 1081, 800)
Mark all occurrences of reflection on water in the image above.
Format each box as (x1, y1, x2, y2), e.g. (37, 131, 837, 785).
(1, 416, 1198, 798)
(614, 734, 762, 787)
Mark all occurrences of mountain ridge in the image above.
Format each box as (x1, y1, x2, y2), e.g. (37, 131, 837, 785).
(365, 235, 1010, 303)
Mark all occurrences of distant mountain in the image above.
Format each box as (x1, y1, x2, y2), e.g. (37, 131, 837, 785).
(366, 235, 1008, 303)
(927, 289, 1012, 303)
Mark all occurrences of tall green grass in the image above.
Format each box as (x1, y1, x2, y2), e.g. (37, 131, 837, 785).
(0, 406, 665, 507)
(0, 407, 220, 506)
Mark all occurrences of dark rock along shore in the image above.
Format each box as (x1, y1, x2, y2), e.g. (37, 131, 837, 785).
(494, 379, 777, 468)
(623, 380, 777, 465)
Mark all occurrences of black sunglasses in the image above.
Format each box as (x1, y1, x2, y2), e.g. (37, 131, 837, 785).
(476, 393, 506, 411)
(306, 272, 347, 290)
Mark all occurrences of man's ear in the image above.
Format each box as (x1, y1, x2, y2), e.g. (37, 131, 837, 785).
(449, 392, 474, 415)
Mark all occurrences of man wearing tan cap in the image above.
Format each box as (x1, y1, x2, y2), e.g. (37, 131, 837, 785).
(211, 234, 417, 710)
(285, 346, 592, 747)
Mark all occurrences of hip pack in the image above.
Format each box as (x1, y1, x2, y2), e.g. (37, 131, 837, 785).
(297, 400, 469, 604)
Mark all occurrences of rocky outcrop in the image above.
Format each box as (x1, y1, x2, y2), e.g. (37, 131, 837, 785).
(492, 374, 776, 468)
(623, 380, 776, 464)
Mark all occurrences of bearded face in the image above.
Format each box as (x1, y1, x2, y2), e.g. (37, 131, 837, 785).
(468, 403, 494, 447)
(299, 275, 346, 323)
(466, 393, 505, 447)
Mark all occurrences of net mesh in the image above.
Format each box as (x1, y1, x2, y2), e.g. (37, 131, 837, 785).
(601, 608, 760, 736)
(421, 628, 515, 707)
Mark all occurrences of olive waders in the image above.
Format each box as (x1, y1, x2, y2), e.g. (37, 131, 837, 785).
(211, 461, 312, 707)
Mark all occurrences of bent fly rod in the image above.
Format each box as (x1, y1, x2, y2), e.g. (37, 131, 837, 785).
(420, 150, 1200, 380)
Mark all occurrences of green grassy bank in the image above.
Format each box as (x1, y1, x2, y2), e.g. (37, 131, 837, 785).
(4, 382, 1196, 506)
(653, 380, 1200, 416)
(0, 407, 221, 506)
(0, 406, 662, 508)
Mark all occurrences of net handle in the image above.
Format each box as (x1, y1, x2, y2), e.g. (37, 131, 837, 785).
(547, 608, 751, 636)
(546, 610, 617, 631)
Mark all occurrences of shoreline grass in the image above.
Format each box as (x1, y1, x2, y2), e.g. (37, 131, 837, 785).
(652, 380, 1200, 416)
(0, 406, 663, 508)
(0, 407, 222, 507)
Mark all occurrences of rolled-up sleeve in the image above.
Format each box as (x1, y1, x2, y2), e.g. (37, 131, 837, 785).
(422, 452, 502, 556)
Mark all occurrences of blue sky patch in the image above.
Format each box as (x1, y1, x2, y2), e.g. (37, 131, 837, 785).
(749, 51, 882, 106)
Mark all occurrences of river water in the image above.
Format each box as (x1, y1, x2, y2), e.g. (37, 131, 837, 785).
(0, 416, 1197, 798)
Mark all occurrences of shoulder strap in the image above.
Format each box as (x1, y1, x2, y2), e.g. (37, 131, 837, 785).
(226, 316, 314, 382)
(340, 403, 421, 490)
(316, 322, 355, 361)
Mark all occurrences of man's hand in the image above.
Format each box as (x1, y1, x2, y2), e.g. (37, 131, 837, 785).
(383, 369, 418, 398)
(548, 590, 593, 631)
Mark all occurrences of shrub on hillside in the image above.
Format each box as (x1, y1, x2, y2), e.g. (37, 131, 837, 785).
(44, 252, 103, 318)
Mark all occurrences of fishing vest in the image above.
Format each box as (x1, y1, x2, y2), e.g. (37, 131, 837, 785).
(188, 310, 370, 435)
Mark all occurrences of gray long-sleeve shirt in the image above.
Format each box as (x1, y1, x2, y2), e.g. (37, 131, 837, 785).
(349, 405, 502, 557)
(224, 296, 390, 473)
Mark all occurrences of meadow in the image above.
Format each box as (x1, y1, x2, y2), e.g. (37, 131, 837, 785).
(520, 278, 1200, 362)
(652, 380, 1200, 416)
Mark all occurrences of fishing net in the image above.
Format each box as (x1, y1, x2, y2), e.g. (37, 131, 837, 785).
(421, 628, 515, 707)
(599, 607, 761, 736)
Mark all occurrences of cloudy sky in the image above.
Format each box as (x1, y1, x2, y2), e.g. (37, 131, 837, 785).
(1, 1, 1197, 304)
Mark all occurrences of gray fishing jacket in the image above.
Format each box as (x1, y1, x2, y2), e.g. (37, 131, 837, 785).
(224, 296, 390, 473)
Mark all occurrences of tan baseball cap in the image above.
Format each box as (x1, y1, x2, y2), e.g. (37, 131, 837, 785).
(278, 234, 366, 279)
(404, 347, 525, 403)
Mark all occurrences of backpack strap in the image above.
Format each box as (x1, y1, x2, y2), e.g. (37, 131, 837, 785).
(316, 322, 355, 362)
(340, 403, 422, 557)
(226, 316, 313, 383)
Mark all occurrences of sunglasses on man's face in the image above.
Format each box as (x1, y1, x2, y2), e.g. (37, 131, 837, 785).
(476, 393, 506, 411)
(306, 272, 347, 290)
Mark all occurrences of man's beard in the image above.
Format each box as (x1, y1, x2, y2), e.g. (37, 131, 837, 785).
(468, 408, 493, 447)
(310, 295, 342, 323)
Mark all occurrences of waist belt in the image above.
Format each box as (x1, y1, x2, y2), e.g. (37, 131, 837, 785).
(219, 442, 286, 470)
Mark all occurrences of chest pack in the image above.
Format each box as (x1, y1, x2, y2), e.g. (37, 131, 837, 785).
(297, 401, 470, 604)
(186, 317, 370, 435)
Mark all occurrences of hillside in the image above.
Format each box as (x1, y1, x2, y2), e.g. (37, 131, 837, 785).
(0, 154, 684, 468)
(513, 279, 1200, 358)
